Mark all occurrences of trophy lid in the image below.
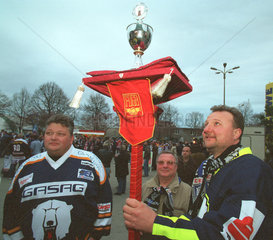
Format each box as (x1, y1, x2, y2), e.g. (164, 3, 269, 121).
(132, 2, 148, 21)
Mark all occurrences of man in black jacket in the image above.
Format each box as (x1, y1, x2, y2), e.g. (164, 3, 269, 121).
(97, 142, 113, 178)
(114, 145, 130, 195)
(123, 105, 273, 239)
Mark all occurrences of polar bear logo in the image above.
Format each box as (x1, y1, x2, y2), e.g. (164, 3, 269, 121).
(32, 200, 73, 240)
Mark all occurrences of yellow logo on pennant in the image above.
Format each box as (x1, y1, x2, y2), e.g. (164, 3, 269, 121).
(123, 93, 143, 117)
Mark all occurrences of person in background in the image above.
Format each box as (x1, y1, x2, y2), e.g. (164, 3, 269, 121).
(93, 137, 102, 156)
(97, 141, 113, 179)
(177, 145, 198, 186)
(114, 144, 130, 195)
(2, 114, 112, 240)
(141, 151, 191, 239)
(0, 130, 10, 157)
(143, 141, 151, 177)
(30, 134, 42, 156)
(116, 138, 122, 154)
(142, 151, 191, 216)
(123, 105, 273, 239)
(170, 142, 177, 156)
(176, 141, 183, 157)
(9, 133, 31, 177)
(151, 141, 158, 171)
(1, 132, 13, 178)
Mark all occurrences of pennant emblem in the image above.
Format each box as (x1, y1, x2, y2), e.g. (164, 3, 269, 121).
(123, 93, 143, 117)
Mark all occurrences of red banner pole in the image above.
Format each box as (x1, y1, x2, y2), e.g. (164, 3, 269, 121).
(128, 143, 143, 240)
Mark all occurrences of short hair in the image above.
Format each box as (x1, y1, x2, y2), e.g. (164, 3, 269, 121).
(210, 105, 244, 139)
(121, 144, 127, 151)
(182, 145, 191, 152)
(32, 134, 39, 140)
(45, 114, 74, 135)
(156, 150, 178, 164)
(17, 133, 24, 139)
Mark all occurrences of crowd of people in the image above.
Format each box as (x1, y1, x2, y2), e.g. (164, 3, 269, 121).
(0, 128, 207, 194)
(1, 105, 272, 239)
(1, 129, 207, 178)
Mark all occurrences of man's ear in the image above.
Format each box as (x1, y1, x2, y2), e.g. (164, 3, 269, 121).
(71, 135, 74, 145)
(233, 128, 242, 141)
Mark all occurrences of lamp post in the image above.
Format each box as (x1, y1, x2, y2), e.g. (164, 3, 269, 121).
(210, 63, 240, 106)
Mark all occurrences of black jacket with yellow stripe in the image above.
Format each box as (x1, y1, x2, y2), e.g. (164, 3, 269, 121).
(152, 148, 273, 240)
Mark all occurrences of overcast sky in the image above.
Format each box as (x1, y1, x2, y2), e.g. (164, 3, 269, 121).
(1, 0, 272, 118)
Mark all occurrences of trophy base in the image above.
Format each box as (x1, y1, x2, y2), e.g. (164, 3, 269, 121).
(134, 53, 143, 68)
(133, 49, 144, 56)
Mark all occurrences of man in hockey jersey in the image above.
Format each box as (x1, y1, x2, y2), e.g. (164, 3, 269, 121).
(3, 114, 112, 240)
(8, 134, 31, 178)
(123, 105, 273, 239)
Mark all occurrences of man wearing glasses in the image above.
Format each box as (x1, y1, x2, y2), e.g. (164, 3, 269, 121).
(3, 114, 112, 240)
(141, 151, 191, 239)
(142, 151, 191, 217)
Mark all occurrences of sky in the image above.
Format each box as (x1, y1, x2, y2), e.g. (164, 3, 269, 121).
(1, 0, 273, 119)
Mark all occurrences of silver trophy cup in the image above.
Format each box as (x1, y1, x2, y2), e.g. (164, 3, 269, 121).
(126, 3, 153, 68)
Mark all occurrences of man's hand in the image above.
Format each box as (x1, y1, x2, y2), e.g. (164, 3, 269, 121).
(123, 198, 157, 233)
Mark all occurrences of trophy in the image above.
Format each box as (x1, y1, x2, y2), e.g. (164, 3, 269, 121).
(126, 2, 153, 68)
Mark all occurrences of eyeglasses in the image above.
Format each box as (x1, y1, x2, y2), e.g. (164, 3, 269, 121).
(45, 131, 67, 137)
(157, 160, 176, 166)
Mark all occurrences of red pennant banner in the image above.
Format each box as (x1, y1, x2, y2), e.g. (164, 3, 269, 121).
(107, 79, 155, 146)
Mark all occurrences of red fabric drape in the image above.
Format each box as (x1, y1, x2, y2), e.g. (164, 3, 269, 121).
(107, 79, 155, 146)
(83, 56, 192, 105)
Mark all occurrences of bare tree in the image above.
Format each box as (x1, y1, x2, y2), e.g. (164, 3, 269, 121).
(250, 113, 264, 126)
(0, 91, 16, 131)
(10, 88, 31, 132)
(0, 91, 11, 117)
(158, 103, 182, 127)
(31, 82, 71, 127)
(237, 100, 253, 126)
(81, 93, 111, 130)
(185, 112, 204, 129)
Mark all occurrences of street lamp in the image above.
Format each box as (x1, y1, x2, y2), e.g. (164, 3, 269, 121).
(210, 63, 240, 105)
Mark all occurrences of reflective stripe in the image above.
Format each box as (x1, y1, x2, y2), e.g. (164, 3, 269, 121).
(239, 147, 252, 156)
(153, 215, 199, 240)
(93, 217, 112, 227)
(162, 215, 191, 222)
(152, 214, 191, 224)
(179, 215, 191, 221)
(153, 223, 199, 240)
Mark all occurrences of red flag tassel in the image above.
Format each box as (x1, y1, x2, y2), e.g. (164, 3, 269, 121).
(128, 143, 143, 240)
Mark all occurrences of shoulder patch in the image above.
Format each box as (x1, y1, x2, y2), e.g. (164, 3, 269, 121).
(77, 169, 94, 181)
(71, 148, 106, 184)
(19, 173, 33, 188)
